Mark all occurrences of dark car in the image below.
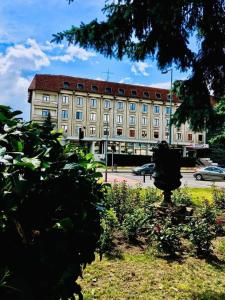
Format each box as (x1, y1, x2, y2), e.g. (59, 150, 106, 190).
(132, 163, 155, 175)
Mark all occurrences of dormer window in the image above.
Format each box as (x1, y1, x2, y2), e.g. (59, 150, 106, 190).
(156, 93, 161, 99)
(63, 82, 69, 89)
(91, 85, 98, 92)
(131, 90, 137, 97)
(77, 83, 84, 90)
(143, 91, 149, 98)
(167, 94, 172, 100)
(118, 88, 125, 96)
(105, 87, 112, 94)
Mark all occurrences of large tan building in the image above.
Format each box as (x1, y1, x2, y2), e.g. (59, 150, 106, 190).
(28, 74, 206, 159)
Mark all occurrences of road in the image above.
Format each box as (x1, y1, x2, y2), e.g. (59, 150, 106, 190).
(105, 172, 225, 188)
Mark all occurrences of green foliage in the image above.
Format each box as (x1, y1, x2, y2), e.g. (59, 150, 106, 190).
(53, 1, 225, 130)
(122, 208, 146, 242)
(212, 187, 225, 210)
(150, 217, 182, 256)
(0, 106, 105, 299)
(171, 188, 193, 207)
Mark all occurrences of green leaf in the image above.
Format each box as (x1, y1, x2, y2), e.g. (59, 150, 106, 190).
(54, 217, 74, 231)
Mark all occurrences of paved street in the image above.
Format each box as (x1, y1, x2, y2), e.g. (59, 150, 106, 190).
(105, 172, 225, 188)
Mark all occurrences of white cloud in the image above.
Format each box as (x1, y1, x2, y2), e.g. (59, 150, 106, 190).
(119, 77, 131, 83)
(149, 81, 171, 89)
(50, 45, 96, 62)
(131, 62, 152, 76)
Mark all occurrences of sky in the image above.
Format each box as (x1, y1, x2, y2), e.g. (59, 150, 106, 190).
(0, 0, 192, 120)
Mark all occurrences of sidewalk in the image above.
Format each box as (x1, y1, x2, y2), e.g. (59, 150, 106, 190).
(100, 166, 197, 173)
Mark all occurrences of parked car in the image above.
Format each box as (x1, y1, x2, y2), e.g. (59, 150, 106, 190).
(193, 166, 225, 181)
(132, 163, 155, 175)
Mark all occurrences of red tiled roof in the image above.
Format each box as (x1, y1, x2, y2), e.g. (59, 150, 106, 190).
(28, 74, 179, 103)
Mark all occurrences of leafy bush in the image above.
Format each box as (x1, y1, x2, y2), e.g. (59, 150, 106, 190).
(149, 217, 182, 256)
(0, 106, 105, 300)
(122, 208, 146, 242)
(212, 187, 225, 210)
(98, 208, 119, 255)
(171, 188, 193, 206)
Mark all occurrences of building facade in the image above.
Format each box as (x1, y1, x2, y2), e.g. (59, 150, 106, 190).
(28, 74, 206, 159)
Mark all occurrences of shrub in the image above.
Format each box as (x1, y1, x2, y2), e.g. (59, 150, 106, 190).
(122, 208, 146, 242)
(149, 217, 182, 256)
(0, 106, 105, 300)
(171, 188, 193, 206)
(212, 187, 225, 210)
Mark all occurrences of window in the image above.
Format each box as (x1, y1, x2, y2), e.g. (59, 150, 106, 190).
(153, 118, 159, 127)
(117, 115, 123, 124)
(61, 125, 68, 132)
(129, 103, 136, 111)
(198, 134, 203, 142)
(61, 110, 68, 119)
(103, 128, 109, 136)
(166, 118, 170, 126)
(90, 98, 97, 108)
(156, 93, 161, 99)
(76, 97, 83, 106)
(76, 111, 83, 120)
(188, 133, 193, 141)
(129, 129, 135, 137)
(43, 94, 50, 102)
(103, 113, 109, 123)
(153, 105, 160, 114)
(154, 131, 159, 139)
(90, 126, 96, 135)
(131, 90, 137, 97)
(91, 85, 98, 92)
(77, 83, 84, 90)
(104, 99, 111, 109)
(75, 126, 82, 135)
(90, 112, 96, 121)
(165, 132, 169, 139)
(177, 133, 182, 140)
(42, 109, 49, 117)
(118, 88, 125, 96)
(129, 115, 136, 125)
(117, 128, 123, 136)
(142, 116, 147, 125)
(117, 101, 124, 110)
(105, 87, 112, 93)
(142, 104, 148, 113)
(62, 95, 69, 104)
(165, 106, 171, 115)
(142, 130, 147, 138)
(143, 91, 149, 98)
(63, 82, 69, 89)
(167, 94, 172, 100)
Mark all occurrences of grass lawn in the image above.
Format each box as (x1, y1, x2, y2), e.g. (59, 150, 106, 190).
(79, 240, 225, 300)
(187, 188, 214, 205)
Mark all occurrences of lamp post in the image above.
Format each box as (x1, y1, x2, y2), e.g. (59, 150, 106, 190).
(162, 68, 173, 145)
(105, 108, 111, 182)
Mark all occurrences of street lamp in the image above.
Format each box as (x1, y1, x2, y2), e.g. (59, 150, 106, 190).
(105, 108, 111, 182)
(162, 68, 173, 145)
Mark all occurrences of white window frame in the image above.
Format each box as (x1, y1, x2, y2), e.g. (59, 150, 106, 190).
(62, 95, 69, 104)
(117, 115, 123, 124)
(42, 94, 50, 102)
(76, 111, 83, 120)
(129, 115, 136, 125)
(129, 102, 136, 111)
(61, 124, 68, 133)
(165, 106, 171, 115)
(42, 109, 49, 117)
(153, 118, 159, 127)
(104, 99, 111, 109)
(90, 112, 96, 121)
(103, 113, 109, 123)
(142, 130, 147, 138)
(142, 104, 148, 113)
(61, 109, 68, 119)
(117, 101, 124, 110)
(153, 105, 160, 114)
(76, 97, 83, 107)
(90, 126, 96, 135)
(90, 98, 97, 108)
(176, 132, 182, 140)
(142, 116, 147, 125)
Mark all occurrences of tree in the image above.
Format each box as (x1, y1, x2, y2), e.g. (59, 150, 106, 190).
(0, 105, 105, 299)
(52, 0, 225, 131)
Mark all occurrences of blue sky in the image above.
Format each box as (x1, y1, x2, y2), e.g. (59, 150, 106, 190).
(0, 0, 192, 120)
